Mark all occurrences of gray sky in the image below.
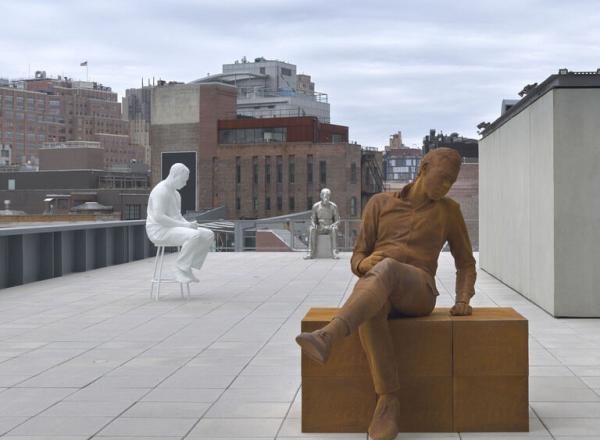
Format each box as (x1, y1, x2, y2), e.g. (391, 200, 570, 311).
(1, 0, 599, 148)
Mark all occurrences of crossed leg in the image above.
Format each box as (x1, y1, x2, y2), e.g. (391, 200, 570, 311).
(296, 258, 436, 439)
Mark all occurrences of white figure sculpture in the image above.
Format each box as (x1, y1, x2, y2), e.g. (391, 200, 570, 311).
(305, 188, 340, 259)
(146, 163, 214, 283)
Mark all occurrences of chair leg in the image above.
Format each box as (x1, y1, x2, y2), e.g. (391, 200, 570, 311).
(150, 246, 161, 300)
(156, 247, 165, 301)
(187, 283, 191, 299)
(179, 282, 184, 298)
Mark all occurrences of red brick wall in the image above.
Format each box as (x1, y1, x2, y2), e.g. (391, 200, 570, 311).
(215, 142, 362, 219)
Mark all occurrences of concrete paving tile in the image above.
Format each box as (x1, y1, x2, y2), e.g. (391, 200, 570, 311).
(7, 416, 112, 436)
(98, 417, 197, 436)
(0, 388, 75, 416)
(39, 400, 132, 417)
(122, 401, 209, 418)
(142, 387, 223, 403)
(0, 417, 29, 435)
(531, 402, 600, 418)
(158, 372, 236, 389)
(187, 417, 281, 438)
(543, 417, 600, 435)
(277, 417, 366, 438)
(206, 399, 290, 418)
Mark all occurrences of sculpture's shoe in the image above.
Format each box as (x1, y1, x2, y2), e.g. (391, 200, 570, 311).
(303, 255, 313, 260)
(295, 330, 332, 364)
(173, 266, 196, 283)
(368, 394, 400, 440)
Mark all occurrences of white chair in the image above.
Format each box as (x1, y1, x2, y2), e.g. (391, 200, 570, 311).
(150, 245, 191, 301)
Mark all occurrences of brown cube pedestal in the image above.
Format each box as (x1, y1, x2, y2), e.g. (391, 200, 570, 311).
(452, 308, 529, 432)
(300, 307, 529, 433)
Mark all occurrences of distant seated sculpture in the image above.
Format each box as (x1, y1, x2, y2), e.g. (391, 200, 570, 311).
(304, 188, 340, 259)
(146, 163, 214, 283)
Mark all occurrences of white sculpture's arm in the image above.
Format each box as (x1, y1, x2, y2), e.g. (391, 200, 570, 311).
(149, 190, 193, 229)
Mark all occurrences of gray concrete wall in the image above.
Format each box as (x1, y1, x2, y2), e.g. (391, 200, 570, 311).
(480, 91, 555, 314)
(152, 84, 200, 125)
(553, 89, 600, 316)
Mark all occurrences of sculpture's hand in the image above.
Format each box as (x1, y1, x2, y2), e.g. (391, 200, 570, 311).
(187, 221, 199, 229)
(358, 254, 385, 275)
(450, 302, 472, 316)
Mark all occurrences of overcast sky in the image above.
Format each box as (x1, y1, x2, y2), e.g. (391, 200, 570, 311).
(1, 0, 599, 148)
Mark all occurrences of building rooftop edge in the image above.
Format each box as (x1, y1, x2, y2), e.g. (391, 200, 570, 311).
(482, 72, 600, 138)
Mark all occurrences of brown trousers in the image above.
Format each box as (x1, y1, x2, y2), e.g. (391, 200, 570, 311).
(335, 258, 436, 394)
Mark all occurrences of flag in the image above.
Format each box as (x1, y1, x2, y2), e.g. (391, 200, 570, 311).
(80, 61, 88, 67)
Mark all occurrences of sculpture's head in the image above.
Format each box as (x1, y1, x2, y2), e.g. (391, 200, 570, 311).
(320, 188, 331, 203)
(416, 148, 462, 200)
(167, 163, 190, 190)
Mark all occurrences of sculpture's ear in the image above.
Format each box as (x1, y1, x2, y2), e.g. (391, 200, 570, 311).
(417, 161, 428, 178)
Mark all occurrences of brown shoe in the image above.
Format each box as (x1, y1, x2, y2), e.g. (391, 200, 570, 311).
(295, 330, 332, 364)
(368, 394, 400, 440)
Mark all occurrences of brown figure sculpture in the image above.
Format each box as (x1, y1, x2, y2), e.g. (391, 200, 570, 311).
(295, 147, 476, 440)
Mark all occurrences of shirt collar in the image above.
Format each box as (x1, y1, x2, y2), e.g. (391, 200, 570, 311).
(398, 182, 414, 200)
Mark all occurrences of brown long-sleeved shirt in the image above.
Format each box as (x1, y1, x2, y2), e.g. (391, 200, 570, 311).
(351, 184, 476, 302)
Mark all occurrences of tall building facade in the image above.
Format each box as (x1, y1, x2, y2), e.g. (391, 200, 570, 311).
(191, 57, 330, 122)
(0, 72, 143, 168)
(422, 129, 478, 160)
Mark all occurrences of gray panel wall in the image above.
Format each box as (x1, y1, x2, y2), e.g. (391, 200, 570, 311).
(553, 89, 600, 316)
(0, 222, 153, 289)
(480, 91, 555, 315)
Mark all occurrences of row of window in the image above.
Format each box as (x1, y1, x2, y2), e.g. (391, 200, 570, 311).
(235, 156, 358, 186)
(218, 127, 287, 144)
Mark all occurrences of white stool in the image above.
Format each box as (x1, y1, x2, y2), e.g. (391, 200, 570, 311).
(150, 245, 191, 301)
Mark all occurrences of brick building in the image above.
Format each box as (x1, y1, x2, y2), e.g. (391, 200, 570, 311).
(0, 72, 144, 168)
(216, 141, 362, 219)
(147, 81, 376, 220)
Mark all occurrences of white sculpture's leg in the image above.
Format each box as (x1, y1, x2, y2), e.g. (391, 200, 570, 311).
(330, 228, 339, 258)
(176, 227, 214, 272)
(305, 226, 316, 259)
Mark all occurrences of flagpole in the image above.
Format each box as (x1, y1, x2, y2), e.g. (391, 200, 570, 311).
(86, 64, 88, 82)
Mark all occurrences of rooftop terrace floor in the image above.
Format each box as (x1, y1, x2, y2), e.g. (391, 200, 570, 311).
(0, 252, 598, 439)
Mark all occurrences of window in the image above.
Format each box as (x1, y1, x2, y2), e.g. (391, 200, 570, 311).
(277, 196, 282, 210)
(319, 160, 327, 185)
(332, 134, 343, 143)
(307, 196, 313, 210)
(218, 129, 235, 144)
(265, 156, 271, 184)
(265, 196, 271, 210)
(124, 204, 141, 220)
(259, 67, 266, 74)
(276, 156, 282, 183)
(289, 196, 295, 211)
(281, 67, 292, 76)
(8, 179, 15, 190)
(288, 155, 295, 184)
(252, 197, 258, 210)
(236, 197, 241, 210)
(350, 197, 357, 217)
(350, 162, 357, 184)
(235, 156, 241, 184)
(252, 156, 258, 185)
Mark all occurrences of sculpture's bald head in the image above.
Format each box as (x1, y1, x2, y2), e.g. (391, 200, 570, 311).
(167, 163, 190, 190)
(320, 188, 331, 203)
(417, 148, 462, 200)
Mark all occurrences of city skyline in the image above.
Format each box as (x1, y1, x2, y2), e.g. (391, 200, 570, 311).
(1, 0, 599, 147)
